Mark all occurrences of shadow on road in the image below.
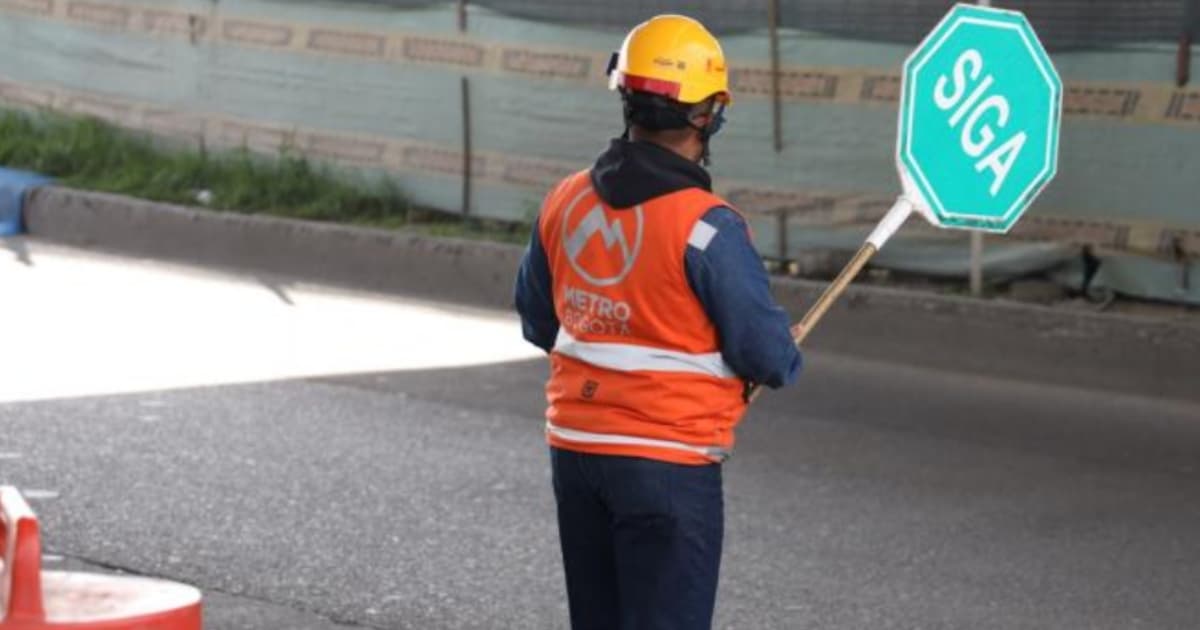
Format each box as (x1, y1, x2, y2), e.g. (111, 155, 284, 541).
(1, 236, 33, 266)
(310, 351, 1200, 478)
(255, 275, 295, 305)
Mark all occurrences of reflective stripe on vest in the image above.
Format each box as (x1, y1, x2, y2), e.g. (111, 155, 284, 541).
(553, 330, 736, 379)
(546, 422, 731, 462)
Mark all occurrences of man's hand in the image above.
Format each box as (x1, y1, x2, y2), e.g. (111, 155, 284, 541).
(743, 322, 805, 401)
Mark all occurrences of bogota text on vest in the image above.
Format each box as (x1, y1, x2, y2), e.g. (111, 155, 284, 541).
(538, 170, 748, 465)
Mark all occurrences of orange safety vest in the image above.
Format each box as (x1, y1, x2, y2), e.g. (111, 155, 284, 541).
(538, 170, 747, 465)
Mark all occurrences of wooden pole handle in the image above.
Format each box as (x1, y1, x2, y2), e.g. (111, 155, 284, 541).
(745, 242, 878, 402)
(745, 197, 913, 403)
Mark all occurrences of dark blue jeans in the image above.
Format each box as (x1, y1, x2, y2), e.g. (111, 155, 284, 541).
(550, 447, 724, 630)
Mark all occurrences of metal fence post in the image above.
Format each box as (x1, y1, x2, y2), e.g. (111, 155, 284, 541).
(1180, 0, 1198, 86)
(459, 0, 472, 217)
(970, 0, 992, 297)
(769, 0, 783, 153)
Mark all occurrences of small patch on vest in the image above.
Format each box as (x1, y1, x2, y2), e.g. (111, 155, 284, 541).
(688, 220, 718, 251)
(581, 380, 599, 400)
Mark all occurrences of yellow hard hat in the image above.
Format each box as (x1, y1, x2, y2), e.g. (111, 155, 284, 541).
(608, 15, 731, 106)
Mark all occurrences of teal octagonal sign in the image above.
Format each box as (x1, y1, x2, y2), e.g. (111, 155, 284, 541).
(897, 4, 1063, 233)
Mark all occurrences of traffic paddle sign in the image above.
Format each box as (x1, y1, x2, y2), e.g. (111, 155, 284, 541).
(897, 3, 1063, 233)
(747, 3, 1063, 402)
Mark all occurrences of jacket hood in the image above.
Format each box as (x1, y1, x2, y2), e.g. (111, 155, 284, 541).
(589, 139, 712, 209)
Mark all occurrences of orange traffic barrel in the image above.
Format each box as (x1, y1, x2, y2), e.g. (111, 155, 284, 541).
(0, 486, 202, 629)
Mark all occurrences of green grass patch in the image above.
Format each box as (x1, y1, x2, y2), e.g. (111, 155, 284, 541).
(0, 108, 528, 242)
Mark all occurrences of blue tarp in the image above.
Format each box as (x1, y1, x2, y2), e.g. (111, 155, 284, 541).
(0, 168, 51, 236)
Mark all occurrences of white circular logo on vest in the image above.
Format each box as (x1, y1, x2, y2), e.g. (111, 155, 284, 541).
(561, 188, 644, 287)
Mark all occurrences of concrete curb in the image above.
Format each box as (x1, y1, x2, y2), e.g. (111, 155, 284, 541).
(771, 280, 1200, 405)
(24, 187, 521, 307)
(23, 186, 1200, 404)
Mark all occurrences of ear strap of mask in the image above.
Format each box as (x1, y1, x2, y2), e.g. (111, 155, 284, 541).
(693, 103, 725, 166)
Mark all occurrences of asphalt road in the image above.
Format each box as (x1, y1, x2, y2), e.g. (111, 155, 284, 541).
(4, 238, 1200, 629)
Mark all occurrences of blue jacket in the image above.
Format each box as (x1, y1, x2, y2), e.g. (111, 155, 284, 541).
(515, 139, 801, 389)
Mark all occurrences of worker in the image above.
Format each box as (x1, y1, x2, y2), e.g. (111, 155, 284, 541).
(514, 14, 802, 630)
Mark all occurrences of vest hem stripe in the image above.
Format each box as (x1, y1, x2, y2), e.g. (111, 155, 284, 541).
(546, 422, 729, 462)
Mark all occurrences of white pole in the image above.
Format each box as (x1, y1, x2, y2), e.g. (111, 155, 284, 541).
(970, 0, 991, 297)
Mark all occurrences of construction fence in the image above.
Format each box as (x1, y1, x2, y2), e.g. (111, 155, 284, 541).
(352, 0, 1200, 49)
(0, 0, 1198, 304)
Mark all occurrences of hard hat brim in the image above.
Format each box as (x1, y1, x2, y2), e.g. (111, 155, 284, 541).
(613, 72, 732, 106)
